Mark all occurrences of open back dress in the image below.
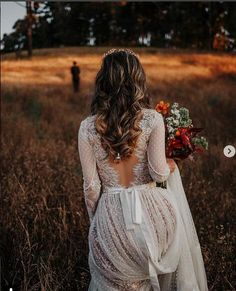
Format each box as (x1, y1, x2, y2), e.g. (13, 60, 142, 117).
(78, 108, 208, 291)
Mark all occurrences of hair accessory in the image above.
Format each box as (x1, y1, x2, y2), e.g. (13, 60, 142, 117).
(115, 152, 121, 161)
(103, 48, 139, 59)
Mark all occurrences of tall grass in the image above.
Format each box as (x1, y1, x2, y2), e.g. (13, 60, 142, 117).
(1, 48, 236, 290)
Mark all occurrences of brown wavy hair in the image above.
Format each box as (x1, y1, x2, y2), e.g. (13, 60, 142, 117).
(91, 49, 151, 162)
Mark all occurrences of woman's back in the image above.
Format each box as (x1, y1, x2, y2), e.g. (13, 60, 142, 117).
(79, 108, 170, 194)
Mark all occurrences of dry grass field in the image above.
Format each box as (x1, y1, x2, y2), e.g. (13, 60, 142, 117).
(1, 47, 236, 290)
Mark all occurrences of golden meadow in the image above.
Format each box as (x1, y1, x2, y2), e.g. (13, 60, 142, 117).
(1, 47, 236, 290)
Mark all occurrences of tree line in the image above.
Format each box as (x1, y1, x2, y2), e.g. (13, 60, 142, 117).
(1, 2, 236, 53)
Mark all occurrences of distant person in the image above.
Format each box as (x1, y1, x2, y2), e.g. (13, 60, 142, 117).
(70, 61, 80, 92)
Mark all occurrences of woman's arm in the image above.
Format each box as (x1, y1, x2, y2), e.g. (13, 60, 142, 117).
(147, 111, 172, 182)
(78, 120, 101, 224)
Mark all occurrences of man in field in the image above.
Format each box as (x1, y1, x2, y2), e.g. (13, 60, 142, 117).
(70, 61, 80, 92)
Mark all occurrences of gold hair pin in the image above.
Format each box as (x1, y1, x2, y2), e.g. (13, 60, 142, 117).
(103, 48, 139, 59)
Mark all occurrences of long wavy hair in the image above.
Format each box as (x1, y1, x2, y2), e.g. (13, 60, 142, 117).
(91, 49, 151, 162)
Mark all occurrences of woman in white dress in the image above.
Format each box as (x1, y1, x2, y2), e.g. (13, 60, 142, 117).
(78, 48, 208, 290)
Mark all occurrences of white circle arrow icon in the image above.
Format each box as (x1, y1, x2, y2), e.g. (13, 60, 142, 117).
(223, 145, 235, 158)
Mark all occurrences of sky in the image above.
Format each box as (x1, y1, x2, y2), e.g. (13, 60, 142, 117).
(1, 2, 26, 40)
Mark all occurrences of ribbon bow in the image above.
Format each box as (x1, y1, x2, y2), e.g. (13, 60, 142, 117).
(119, 187, 142, 230)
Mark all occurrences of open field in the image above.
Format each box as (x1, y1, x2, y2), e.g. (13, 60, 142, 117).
(1, 47, 236, 290)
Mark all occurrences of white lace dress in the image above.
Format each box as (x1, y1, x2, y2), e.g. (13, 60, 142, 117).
(78, 108, 208, 291)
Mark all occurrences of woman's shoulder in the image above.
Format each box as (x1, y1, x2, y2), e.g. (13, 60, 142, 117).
(141, 108, 163, 128)
(82, 112, 97, 122)
(142, 108, 162, 117)
(79, 114, 97, 140)
(79, 114, 97, 129)
(79, 109, 162, 132)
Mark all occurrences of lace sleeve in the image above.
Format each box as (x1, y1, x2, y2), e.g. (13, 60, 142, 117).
(147, 111, 170, 182)
(78, 120, 101, 224)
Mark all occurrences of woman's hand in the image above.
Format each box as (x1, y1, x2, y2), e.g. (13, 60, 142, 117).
(166, 158, 176, 173)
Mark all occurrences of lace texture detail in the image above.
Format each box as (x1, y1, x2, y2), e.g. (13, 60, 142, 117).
(146, 111, 170, 182)
(78, 119, 102, 224)
(79, 108, 170, 189)
(88, 186, 178, 290)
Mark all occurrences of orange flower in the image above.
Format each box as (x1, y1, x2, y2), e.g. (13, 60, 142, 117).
(175, 130, 181, 136)
(155, 100, 170, 115)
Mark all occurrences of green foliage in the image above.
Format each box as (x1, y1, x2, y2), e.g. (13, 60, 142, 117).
(192, 136, 209, 150)
(179, 107, 192, 127)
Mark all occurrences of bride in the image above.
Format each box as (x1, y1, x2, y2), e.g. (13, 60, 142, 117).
(78, 48, 208, 290)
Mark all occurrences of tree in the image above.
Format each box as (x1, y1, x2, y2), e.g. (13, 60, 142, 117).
(1, 2, 236, 53)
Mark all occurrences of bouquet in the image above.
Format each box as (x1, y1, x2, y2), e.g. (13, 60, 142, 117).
(154, 100, 208, 189)
(155, 101, 208, 161)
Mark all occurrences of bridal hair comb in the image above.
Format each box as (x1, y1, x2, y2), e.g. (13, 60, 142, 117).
(103, 48, 139, 59)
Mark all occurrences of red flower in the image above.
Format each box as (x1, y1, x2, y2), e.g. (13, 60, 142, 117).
(155, 101, 170, 115)
(166, 127, 204, 160)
